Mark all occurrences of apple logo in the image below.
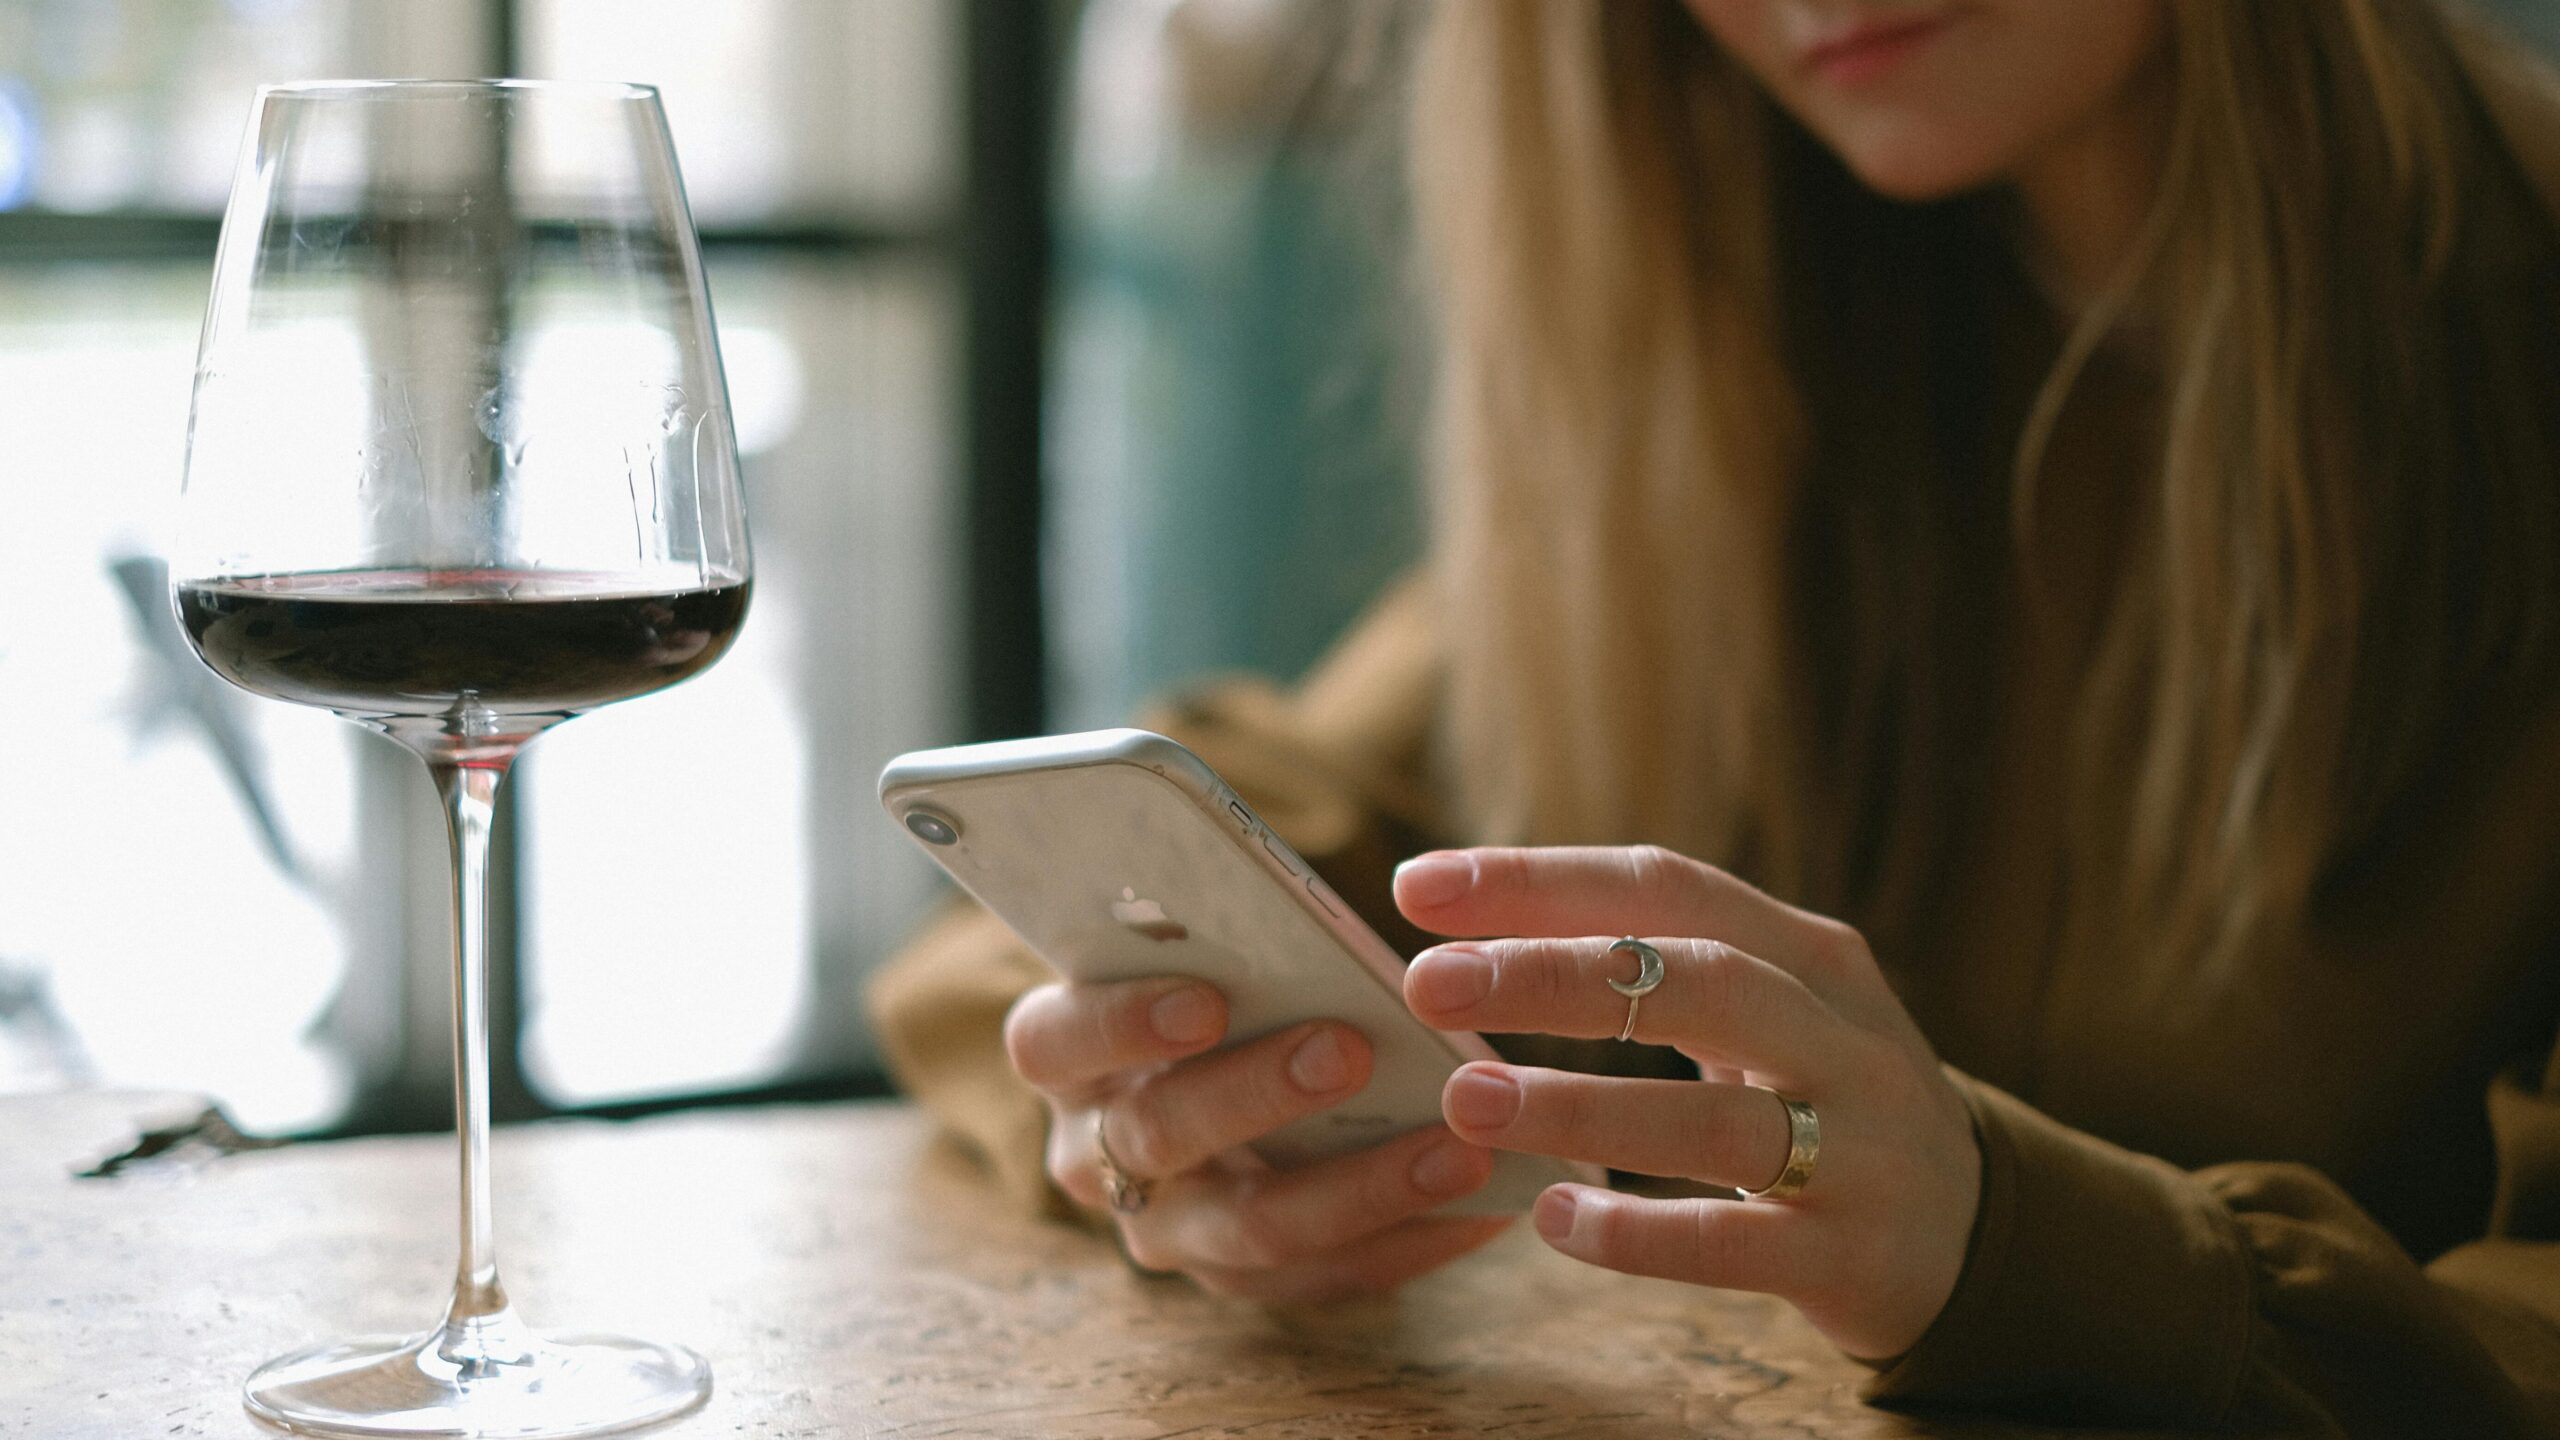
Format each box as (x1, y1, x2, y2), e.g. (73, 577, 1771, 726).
(1111, 886, 1188, 943)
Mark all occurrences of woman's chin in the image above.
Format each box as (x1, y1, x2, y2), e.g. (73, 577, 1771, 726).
(1834, 143, 2002, 204)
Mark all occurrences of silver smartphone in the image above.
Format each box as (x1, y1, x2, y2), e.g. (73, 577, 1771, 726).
(878, 728, 1600, 1215)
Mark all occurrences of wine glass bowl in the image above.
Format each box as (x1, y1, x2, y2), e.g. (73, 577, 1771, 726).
(175, 80, 744, 1438)
(174, 568, 750, 766)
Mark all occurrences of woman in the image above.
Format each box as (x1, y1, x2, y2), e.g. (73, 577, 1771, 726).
(872, 0, 2560, 1431)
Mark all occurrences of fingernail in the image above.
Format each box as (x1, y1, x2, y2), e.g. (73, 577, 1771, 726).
(1444, 1067, 1521, 1131)
(1533, 1186, 1579, 1244)
(1289, 1027, 1355, 1093)
(1150, 986, 1222, 1046)
(1410, 1136, 1489, 1198)
(1409, 946, 1492, 1012)
(1395, 851, 1474, 908)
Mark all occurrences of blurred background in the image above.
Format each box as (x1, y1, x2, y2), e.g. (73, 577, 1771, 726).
(2, 0, 2551, 1138)
(0, 0, 1420, 1136)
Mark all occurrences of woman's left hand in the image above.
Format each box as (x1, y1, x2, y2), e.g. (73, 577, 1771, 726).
(1396, 845, 1981, 1363)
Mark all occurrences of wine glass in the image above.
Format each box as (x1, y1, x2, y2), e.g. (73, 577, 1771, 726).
(173, 80, 747, 1438)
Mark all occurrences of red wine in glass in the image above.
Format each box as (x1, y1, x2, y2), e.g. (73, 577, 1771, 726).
(176, 569, 750, 720)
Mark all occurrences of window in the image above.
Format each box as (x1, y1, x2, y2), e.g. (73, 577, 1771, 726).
(0, 0, 1049, 1131)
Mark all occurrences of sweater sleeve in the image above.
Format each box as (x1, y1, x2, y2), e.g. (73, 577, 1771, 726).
(1862, 1062, 2560, 1437)
(1865, 679, 2560, 1436)
(864, 575, 1453, 1217)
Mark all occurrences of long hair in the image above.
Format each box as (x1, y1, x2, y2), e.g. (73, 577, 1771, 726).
(1410, 0, 2560, 985)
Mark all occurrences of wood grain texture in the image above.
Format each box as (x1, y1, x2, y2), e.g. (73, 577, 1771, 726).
(0, 1095, 2169, 1439)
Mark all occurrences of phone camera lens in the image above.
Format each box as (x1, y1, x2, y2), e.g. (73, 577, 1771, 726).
(904, 808, 960, 846)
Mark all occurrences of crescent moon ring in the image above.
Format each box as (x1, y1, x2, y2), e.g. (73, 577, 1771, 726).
(1606, 937, 1665, 1042)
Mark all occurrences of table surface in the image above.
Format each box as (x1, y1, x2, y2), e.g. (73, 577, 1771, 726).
(1, 1093, 2168, 1440)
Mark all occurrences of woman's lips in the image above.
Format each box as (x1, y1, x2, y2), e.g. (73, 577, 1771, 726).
(1803, 12, 1958, 85)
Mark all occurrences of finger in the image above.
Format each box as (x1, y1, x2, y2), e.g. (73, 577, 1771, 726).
(1441, 1064, 1795, 1192)
(1404, 936, 1850, 1082)
(1151, 1126, 1495, 1271)
(1533, 1185, 1822, 1297)
(1393, 846, 1829, 967)
(1005, 978, 1227, 1097)
(1098, 1021, 1371, 1179)
(1184, 1216, 1513, 1303)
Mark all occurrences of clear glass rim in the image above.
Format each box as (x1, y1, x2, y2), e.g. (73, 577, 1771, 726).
(255, 79, 661, 102)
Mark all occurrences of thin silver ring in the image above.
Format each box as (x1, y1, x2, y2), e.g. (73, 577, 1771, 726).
(1606, 936, 1666, 1043)
(1091, 1110, 1151, 1216)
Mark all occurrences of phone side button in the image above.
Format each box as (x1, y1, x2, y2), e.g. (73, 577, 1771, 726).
(1261, 831, 1299, 873)
(1304, 874, 1343, 918)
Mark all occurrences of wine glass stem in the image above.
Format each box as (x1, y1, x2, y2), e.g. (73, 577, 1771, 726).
(434, 758, 517, 1337)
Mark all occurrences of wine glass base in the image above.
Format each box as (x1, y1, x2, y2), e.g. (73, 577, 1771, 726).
(243, 1327, 710, 1439)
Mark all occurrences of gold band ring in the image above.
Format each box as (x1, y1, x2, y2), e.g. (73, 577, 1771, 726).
(1091, 1110, 1151, 1216)
(1738, 1089, 1820, 1201)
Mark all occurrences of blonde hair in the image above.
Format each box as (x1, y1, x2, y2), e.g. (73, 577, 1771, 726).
(1411, 0, 2560, 982)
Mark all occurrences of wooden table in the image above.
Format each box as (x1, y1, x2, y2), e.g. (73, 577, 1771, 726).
(0, 1094, 2163, 1439)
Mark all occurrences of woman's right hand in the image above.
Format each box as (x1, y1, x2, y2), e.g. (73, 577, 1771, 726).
(1004, 976, 1511, 1301)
